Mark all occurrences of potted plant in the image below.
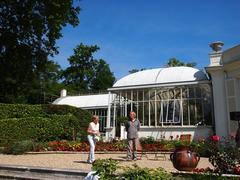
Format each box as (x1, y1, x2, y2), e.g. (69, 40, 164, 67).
(170, 139, 200, 171)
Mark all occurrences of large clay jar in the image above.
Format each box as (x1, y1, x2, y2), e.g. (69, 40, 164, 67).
(170, 146, 200, 171)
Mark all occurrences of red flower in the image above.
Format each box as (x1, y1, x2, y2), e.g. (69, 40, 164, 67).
(233, 166, 240, 175)
(211, 135, 220, 142)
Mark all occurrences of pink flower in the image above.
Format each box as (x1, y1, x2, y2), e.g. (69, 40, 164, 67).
(211, 135, 220, 142)
(229, 132, 236, 139)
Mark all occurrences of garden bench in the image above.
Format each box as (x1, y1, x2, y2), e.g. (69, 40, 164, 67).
(180, 134, 192, 143)
(154, 151, 167, 161)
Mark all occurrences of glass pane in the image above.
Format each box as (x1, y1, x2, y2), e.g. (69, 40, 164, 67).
(138, 102, 143, 124)
(203, 99, 213, 125)
(149, 89, 155, 101)
(167, 100, 174, 122)
(138, 90, 143, 101)
(127, 104, 131, 116)
(126, 91, 131, 100)
(156, 90, 162, 101)
(120, 91, 126, 99)
(150, 101, 155, 126)
(120, 103, 125, 117)
(201, 84, 211, 98)
(162, 101, 168, 123)
(169, 89, 174, 99)
(174, 100, 181, 124)
(196, 87, 202, 98)
(174, 88, 181, 99)
(182, 100, 189, 125)
(189, 87, 195, 98)
(156, 101, 162, 126)
(144, 102, 149, 126)
(182, 87, 188, 99)
(161, 90, 169, 100)
(189, 100, 196, 125)
(132, 102, 138, 113)
(144, 89, 150, 101)
(133, 91, 137, 101)
(116, 104, 121, 117)
(196, 99, 203, 125)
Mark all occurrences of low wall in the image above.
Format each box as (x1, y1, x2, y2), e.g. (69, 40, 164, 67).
(120, 126, 213, 141)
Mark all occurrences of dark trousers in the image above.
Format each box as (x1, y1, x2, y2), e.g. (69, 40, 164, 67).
(127, 138, 138, 159)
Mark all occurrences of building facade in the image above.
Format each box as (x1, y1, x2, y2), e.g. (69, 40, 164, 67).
(53, 42, 240, 141)
(206, 42, 240, 138)
(106, 67, 213, 140)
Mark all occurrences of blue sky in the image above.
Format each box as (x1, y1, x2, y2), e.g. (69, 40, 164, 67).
(54, 0, 240, 80)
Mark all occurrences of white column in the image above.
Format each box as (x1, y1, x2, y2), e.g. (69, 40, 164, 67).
(60, 89, 67, 97)
(206, 42, 229, 137)
(207, 68, 229, 137)
(105, 91, 113, 140)
(107, 91, 111, 128)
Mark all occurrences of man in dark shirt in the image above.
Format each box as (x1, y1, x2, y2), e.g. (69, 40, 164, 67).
(125, 111, 140, 161)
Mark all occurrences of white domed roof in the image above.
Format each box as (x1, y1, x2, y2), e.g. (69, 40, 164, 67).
(113, 66, 208, 88)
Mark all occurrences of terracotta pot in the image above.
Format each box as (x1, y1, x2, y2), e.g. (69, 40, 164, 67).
(170, 147, 200, 171)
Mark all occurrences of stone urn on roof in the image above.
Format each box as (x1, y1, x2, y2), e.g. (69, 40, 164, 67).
(210, 41, 224, 52)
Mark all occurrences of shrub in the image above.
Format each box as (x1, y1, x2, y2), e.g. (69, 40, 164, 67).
(121, 164, 173, 180)
(92, 158, 172, 180)
(0, 103, 44, 119)
(0, 115, 78, 143)
(139, 136, 156, 144)
(117, 116, 129, 124)
(0, 147, 4, 154)
(2, 140, 34, 155)
(92, 158, 119, 180)
(192, 139, 210, 157)
(208, 135, 240, 174)
(42, 104, 91, 141)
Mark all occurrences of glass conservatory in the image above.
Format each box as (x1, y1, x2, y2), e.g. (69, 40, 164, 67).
(106, 66, 214, 140)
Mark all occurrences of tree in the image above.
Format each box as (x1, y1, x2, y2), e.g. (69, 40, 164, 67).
(39, 60, 65, 103)
(91, 59, 115, 91)
(63, 43, 99, 93)
(63, 43, 115, 93)
(128, 68, 146, 74)
(0, 0, 80, 103)
(166, 58, 197, 67)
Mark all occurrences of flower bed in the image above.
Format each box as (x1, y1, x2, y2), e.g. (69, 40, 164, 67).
(44, 139, 172, 152)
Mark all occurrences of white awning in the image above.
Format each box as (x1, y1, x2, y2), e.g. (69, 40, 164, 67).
(53, 94, 113, 109)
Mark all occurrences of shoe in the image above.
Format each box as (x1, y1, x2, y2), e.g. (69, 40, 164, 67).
(126, 158, 132, 161)
(133, 158, 137, 161)
(87, 160, 95, 164)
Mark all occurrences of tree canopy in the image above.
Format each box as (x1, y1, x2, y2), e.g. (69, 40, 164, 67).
(90, 59, 116, 91)
(166, 58, 197, 67)
(128, 68, 146, 74)
(0, 0, 80, 103)
(62, 43, 115, 94)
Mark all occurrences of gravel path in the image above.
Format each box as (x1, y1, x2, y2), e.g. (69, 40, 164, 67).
(0, 152, 214, 172)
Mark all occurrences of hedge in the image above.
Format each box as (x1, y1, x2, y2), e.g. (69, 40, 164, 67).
(0, 103, 44, 119)
(0, 104, 92, 145)
(0, 115, 74, 143)
(0, 103, 91, 119)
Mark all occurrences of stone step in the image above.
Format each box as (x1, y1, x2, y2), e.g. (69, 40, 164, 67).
(0, 164, 89, 180)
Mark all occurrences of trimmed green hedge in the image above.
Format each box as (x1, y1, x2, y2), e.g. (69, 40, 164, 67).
(0, 104, 92, 145)
(0, 115, 74, 143)
(0, 103, 44, 119)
